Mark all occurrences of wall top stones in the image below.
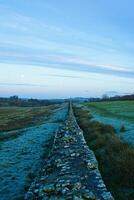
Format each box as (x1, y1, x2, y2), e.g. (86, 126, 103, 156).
(25, 103, 114, 200)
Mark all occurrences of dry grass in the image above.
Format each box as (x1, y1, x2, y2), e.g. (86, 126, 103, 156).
(0, 105, 59, 132)
(0, 104, 59, 141)
(73, 106, 134, 200)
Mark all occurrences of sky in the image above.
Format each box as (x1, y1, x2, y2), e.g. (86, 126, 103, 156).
(0, 0, 134, 99)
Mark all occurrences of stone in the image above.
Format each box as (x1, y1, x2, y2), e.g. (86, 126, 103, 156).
(25, 191, 34, 200)
(43, 184, 55, 194)
(34, 189, 39, 194)
(101, 192, 114, 200)
(86, 161, 97, 170)
(61, 182, 70, 187)
(97, 182, 105, 188)
(73, 195, 83, 200)
(73, 182, 82, 190)
(40, 176, 46, 181)
(61, 187, 70, 195)
(82, 190, 96, 199)
(70, 153, 76, 157)
(64, 145, 69, 148)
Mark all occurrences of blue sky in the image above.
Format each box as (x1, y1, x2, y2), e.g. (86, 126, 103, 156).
(0, 0, 134, 98)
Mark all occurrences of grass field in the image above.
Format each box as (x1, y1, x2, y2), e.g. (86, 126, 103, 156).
(0, 103, 68, 200)
(84, 100, 134, 123)
(0, 104, 59, 134)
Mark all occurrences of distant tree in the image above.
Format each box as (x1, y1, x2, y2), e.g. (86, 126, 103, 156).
(9, 95, 19, 100)
(102, 94, 109, 100)
(9, 95, 19, 106)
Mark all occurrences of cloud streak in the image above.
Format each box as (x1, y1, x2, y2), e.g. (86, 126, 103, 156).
(44, 74, 82, 79)
(0, 49, 133, 79)
(0, 83, 48, 87)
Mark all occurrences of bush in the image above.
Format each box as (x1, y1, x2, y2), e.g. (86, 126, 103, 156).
(120, 124, 126, 132)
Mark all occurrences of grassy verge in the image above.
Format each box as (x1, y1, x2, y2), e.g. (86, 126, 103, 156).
(0, 105, 59, 141)
(24, 136, 54, 195)
(73, 105, 134, 200)
(84, 100, 134, 123)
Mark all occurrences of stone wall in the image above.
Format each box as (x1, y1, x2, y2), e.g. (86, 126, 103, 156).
(25, 103, 114, 200)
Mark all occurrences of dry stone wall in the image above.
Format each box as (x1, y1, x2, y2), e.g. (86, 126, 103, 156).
(25, 104, 114, 200)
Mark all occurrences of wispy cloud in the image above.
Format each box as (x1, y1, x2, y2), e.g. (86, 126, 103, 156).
(45, 74, 82, 79)
(105, 91, 131, 96)
(0, 83, 48, 87)
(0, 49, 133, 79)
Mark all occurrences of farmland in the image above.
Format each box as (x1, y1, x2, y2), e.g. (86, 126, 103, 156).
(83, 100, 134, 147)
(84, 100, 134, 123)
(0, 103, 68, 200)
(0, 104, 62, 141)
(0, 105, 58, 132)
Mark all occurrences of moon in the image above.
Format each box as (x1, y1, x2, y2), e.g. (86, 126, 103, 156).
(20, 74, 25, 79)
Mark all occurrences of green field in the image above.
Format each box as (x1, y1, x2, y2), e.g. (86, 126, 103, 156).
(84, 100, 134, 123)
(0, 105, 58, 132)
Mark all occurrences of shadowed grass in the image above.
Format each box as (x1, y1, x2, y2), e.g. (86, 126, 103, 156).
(73, 105, 134, 200)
